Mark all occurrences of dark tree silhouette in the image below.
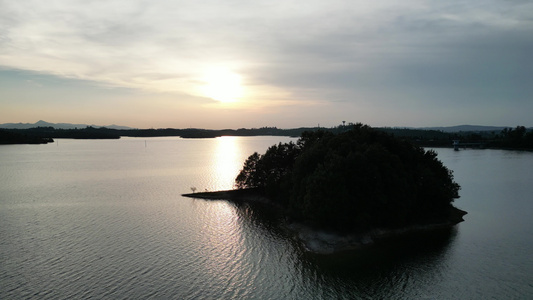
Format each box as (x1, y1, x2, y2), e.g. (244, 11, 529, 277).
(235, 123, 461, 231)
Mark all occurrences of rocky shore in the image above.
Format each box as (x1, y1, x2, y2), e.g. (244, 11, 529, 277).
(285, 206, 466, 254)
(182, 189, 467, 254)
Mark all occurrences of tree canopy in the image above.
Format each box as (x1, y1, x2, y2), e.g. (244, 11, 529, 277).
(235, 124, 461, 231)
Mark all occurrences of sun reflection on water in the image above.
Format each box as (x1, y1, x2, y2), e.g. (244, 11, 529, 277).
(212, 136, 245, 191)
(200, 201, 247, 285)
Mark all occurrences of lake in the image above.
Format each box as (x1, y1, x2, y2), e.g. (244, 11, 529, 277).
(1, 137, 532, 299)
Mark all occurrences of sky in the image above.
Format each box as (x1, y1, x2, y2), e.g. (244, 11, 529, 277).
(1, 0, 532, 129)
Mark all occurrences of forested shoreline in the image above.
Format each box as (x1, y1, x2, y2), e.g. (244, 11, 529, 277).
(1, 124, 532, 150)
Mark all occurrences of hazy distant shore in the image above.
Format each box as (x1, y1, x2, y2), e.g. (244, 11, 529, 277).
(2, 124, 532, 150)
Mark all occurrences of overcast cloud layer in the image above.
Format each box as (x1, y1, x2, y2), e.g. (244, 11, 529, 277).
(1, 0, 532, 128)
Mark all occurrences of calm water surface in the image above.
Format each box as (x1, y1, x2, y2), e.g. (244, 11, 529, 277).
(1, 137, 532, 299)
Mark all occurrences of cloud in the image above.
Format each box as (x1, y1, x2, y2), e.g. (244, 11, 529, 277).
(1, 0, 532, 126)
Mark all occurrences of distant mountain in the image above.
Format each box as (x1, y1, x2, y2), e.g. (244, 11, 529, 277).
(419, 125, 510, 133)
(0, 120, 133, 130)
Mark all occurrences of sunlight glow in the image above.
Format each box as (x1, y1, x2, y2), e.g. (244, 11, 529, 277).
(201, 68, 243, 103)
(213, 136, 243, 190)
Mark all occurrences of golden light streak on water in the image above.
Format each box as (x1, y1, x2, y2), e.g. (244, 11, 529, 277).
(212, 136, 245, 190)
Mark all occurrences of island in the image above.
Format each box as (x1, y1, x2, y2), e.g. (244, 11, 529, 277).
(183, 123, 467, 254)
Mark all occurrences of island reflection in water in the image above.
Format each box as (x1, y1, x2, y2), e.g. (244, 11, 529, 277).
(212, 194, 458, 298)
(206, 135, 458, 281)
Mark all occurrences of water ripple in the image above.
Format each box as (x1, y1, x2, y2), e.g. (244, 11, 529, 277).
(2, 140, 533, 299)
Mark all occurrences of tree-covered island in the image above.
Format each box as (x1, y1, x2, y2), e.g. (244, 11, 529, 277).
(236, 123, 462, 230)
(185, 124, 465, 253)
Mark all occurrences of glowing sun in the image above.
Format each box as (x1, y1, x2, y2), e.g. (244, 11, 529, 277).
(201, 68, 243, 103)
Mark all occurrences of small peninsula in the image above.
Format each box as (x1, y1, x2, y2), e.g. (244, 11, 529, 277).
(184, 124, 466, 253)
(0, 129, 53, 144)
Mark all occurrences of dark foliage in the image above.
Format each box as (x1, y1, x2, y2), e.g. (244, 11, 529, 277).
(4, 124, 532, 149)
(3, 127, 120, 140)
(490, 126, 533, 149)
(235, 124, 461, 231)
(0, 129, 53, 144)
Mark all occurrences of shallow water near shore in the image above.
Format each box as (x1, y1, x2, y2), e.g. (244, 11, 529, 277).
(1, 137, 532, 299)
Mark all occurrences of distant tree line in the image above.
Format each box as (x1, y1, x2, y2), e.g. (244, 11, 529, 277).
(2, 124, 532, 150)
(235, 124, 461, 232)
(381, 125, 533, 150)
(490, 126, 533, 149)
(0, 129, 53, 144)
(2, 126, 121, 140)
(0, 126, 312, 140)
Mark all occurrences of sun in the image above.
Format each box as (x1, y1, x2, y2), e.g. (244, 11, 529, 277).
(201, 68, 243, 103)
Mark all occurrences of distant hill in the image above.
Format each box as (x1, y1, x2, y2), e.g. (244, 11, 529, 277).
(1, 121, 525, 133)
(0, 120, 133, 130)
